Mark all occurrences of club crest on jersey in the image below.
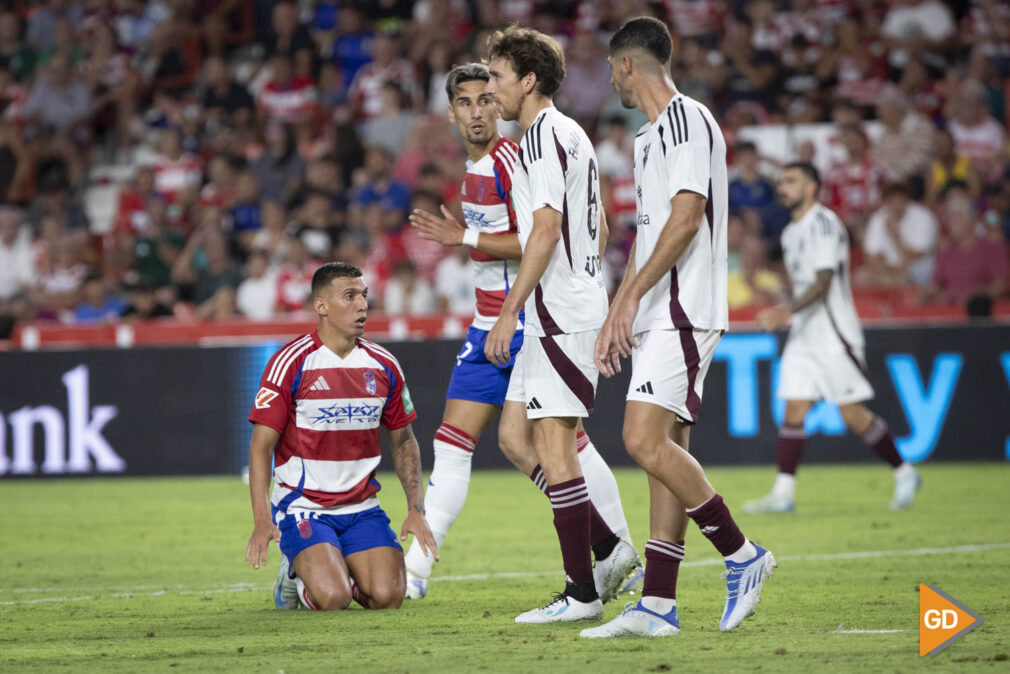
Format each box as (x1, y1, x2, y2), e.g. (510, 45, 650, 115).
(255, 387, 279, 409)
(364, 370, 376, 395)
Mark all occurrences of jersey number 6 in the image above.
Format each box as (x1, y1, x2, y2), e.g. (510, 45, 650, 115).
(586, 158, 598, 241)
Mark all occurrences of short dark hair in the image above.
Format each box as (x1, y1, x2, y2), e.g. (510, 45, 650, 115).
(609, 17, 673, 64)
(445, 62, 490, 103)
(486, 24, 565, 97)
(311, 261, 362, 296)
(736, 140, 758, 154)
(881, 180, 911, 199)
(783, 161, 821, 190)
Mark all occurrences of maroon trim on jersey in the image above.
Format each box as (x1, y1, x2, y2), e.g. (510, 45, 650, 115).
(825, 304, 869, 378)
(534, 283, 563, 335)
(518, 145, 527, 173)
(278, 476, 380, 509)
(667, 267, 695, 329)
(553, 130, 573, 268)
(540, 335, 595, 414)
(677, 327, 702, 424)
(296, 367, 392, 400)
(701, 113, 715, 241)
(475, 287, 507, 316)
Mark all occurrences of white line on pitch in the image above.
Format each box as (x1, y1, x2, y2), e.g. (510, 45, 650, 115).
(1, 541, 1008, 607)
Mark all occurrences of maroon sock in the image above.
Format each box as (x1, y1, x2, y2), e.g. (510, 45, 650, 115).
(529, 465, 548, 494)
(861, 416, 903, 468)
(546, 477, 594, 587)
(533, 465, 615, 557)
(777, 425, 806, 475)
(643, 539, 684, 600)
(688, 494, 747, 557)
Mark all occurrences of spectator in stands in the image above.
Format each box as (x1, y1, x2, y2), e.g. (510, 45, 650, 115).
(250, 199, 292, 265)
(0, 104, 30, 203)
(947, 79, 1008, 185)
(31, 234, 88, 319)
(82, 20, 139, 155)
(264, 0, 315, 77)
(152, 127, 203, 204)
(236, 249, 279, 320)
(348, 31, 417, 122)
(383, 259, 436, 316)
(871, 89, 934, 193)
(331, 5, 373, 88)
(720, 19, 780, 116)
(131, 195, 185, 297)
(71, 273, 126, 324)
(120, 278, 174, 321)
(556, 30, 612, 132)
(171, 226, 240, 320)
(434, 244, 473, 314)
(27, 0, 84, 54)
(881, 0, 956, 73)
(859, 181, 939, 287)
(672, 37, 723, 109)
(294, 188, 341, 260)
(0, 207, 34, 328)
(22, 52, 92, 181)
(923, 195, 1008, 306)
(257, 54, 318, 133)
(824, 124, 884, 242)
(398, 190, 447, 282)
(926, 128, 982, 207)
(250, 121, 306, 203)
(727, 211, 783, 309)
(200, 56, 254, 132)
(361, 81, 415, 158)
(729, 141, 788, 242)
(274, 237, 314, 314)
(0, 10, 36, 82)
(350, 145, 411, 232)
(230, 170, 262, 253)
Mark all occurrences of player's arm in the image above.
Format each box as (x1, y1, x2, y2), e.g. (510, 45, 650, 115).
(245, 423, 281, 569)
(409, 205, 523, 259)
(388, 423, 439, 559)
(595, 240, 636, 376)
(484, 205, 561, 366)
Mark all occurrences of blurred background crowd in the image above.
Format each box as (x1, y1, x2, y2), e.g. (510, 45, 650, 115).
(0, 0, 1007, 339)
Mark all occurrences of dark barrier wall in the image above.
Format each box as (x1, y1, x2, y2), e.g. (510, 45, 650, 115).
(1, 325, 1008, 477)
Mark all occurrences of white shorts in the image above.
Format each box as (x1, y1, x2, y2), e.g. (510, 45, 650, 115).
(777, 341, 874, 405)
(505, 330, 599, 419)
(626, 328, 722, 424)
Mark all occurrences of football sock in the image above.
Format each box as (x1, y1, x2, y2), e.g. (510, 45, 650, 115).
(531, 464, 617, 562)
(641, 595, 678, 614)
(403, 423, 475, 578)
(861, 415, 903, 468)
(771, 473, 796, 500)
(546, 477, 596, 589)
(776, 424, 806, 476)
(687, 494, 755, 561)
(643, 539, 684, 602)
(565, 581, 599, 604)
(577, 431, 634, 543)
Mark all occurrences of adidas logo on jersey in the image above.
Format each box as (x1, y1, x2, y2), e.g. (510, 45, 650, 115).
(527, 397, 543, 410)
(635, 382, 655, 394)
(309, 376, 331, 392)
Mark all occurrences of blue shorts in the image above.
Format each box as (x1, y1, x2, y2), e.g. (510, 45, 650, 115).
(273, 505, 402, 562)
(445, 325, 524, 406)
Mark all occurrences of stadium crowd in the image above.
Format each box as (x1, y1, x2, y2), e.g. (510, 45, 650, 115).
(0, 0, 1007, 339)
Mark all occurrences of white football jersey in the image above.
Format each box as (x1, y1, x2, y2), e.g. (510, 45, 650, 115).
(632, 94, 728, 334)
(512, 106, 608, 336)
(781, 203, 864, 352)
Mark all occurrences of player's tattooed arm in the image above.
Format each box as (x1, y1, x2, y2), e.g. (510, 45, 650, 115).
(788, 268, 833, 314)
(388, 424, 439, 559)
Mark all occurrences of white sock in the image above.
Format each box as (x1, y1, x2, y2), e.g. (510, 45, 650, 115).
(894, 461, 915, 478)
(577, 432, 633, 544)
(771, 473, 796, 500)
(403, 424, 475, 578)
(641, 595, 677, 614)
(725, 540, 758, 563)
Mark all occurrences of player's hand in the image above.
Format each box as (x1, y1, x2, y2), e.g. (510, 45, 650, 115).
(408, 205, 466, 247)
(401, 507, 439, 561)
(245, 520, 281, 570)
(608, 294, 639, 359)
(484, 310, 517, 367)
(594, 317, 623, 378)
(756, 305, 791, 331)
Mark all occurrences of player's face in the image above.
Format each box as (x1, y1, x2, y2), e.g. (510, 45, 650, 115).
(448, 79, 497, 146)
(607, 55, 634, 109)
(776, 169, 809, 213)
(316, 276, 369, 338)
(486, 57, 524, 122)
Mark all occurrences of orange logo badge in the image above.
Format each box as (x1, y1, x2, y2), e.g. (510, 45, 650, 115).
(920, 584, 984, 656)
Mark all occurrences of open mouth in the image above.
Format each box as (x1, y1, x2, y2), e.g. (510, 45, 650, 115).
(354, 317, 366, 328)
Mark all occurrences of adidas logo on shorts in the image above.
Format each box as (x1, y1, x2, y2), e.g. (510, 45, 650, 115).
(634, 381, 655, 394)
(527, 397, 543, 410)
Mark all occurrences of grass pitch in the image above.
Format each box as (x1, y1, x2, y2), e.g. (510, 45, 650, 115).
(2, 463, 1008, 673)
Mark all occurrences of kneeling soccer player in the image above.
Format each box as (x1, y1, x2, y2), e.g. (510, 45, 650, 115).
(245, 262, 437, 610)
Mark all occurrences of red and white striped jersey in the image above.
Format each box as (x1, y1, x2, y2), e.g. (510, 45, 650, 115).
(258, 77, 317, 125)
(460, 137, 521, 331)
(249, 333, 417, 515)
(154, 154, 203, 202)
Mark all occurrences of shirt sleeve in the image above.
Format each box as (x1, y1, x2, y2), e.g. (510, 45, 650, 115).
(526, 128, 566, 214)
(665, 142, 711, 200)
(903, 208, 938, 253)
(809, 213, 842, 273)
(381, 358, 417, 430)
(247, 347, 297, 434)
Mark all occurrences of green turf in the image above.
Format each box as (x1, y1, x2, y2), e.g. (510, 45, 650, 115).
(2, 463, 1008, 673)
